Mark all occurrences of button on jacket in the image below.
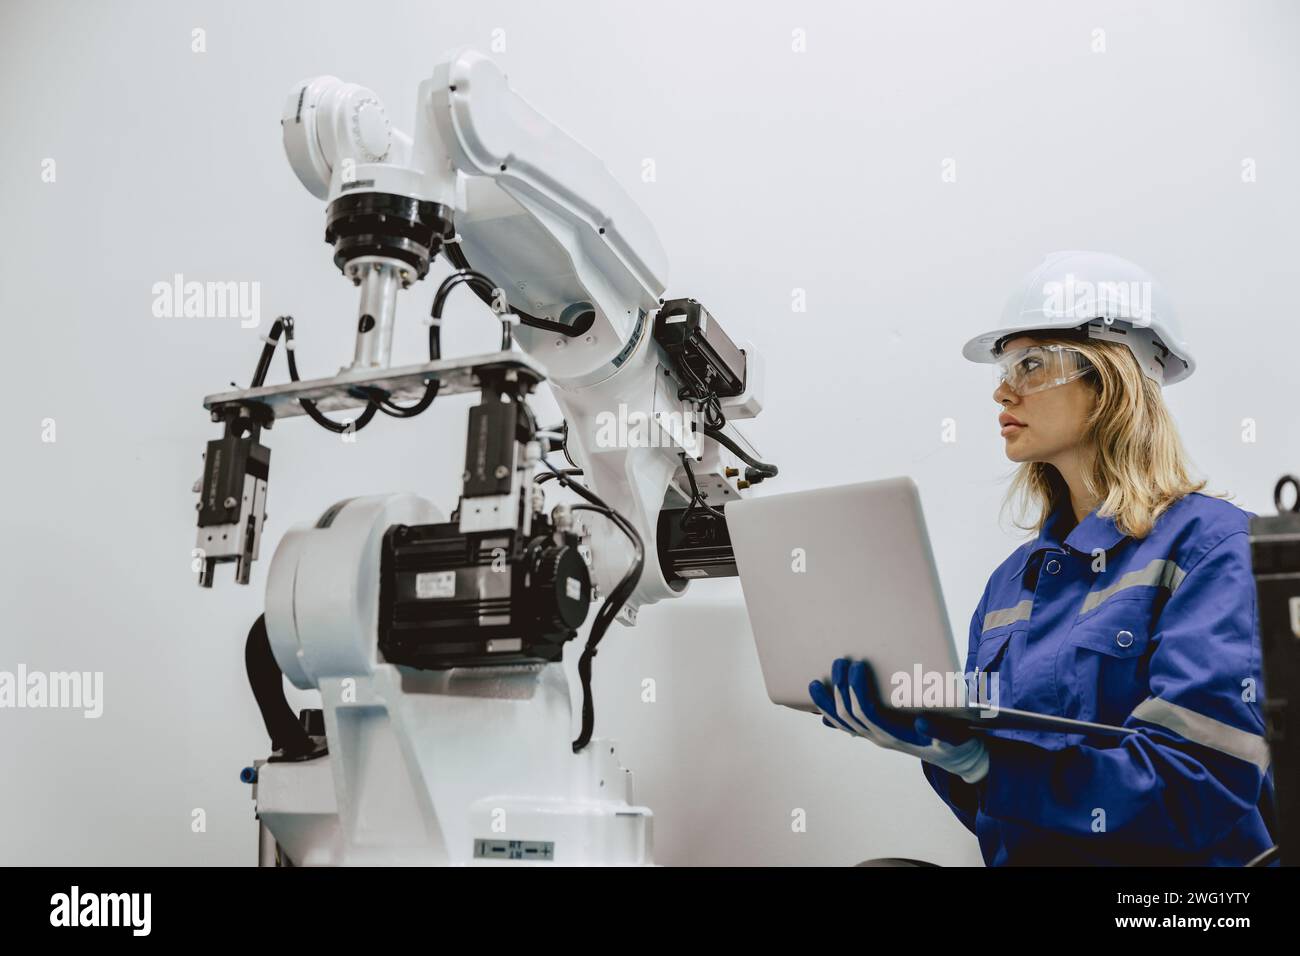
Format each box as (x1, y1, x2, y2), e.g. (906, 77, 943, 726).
(923, 492, 1276, 865)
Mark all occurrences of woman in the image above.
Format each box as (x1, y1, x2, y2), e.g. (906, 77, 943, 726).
(811, 251, 1276, 866)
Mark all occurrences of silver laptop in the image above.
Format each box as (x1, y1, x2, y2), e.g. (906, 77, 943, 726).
(726, 478, 1132, 739)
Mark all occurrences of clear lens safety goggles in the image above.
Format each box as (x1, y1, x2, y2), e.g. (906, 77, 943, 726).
(994, 344, 1093, 396)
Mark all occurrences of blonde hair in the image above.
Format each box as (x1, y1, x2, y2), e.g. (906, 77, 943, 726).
(1002, 333, 1226, 540)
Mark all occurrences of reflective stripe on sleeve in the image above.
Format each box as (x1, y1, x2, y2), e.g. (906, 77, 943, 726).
(1130, 697, 1271, 771)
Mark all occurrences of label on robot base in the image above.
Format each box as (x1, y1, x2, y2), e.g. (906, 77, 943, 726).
(415, 570, 456, 599)
(474, 839, 555, 861)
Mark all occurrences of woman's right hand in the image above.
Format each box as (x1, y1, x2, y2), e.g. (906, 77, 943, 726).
(809, 659, 990, 784)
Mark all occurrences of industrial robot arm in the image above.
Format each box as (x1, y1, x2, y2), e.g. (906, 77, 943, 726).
(193, 51, 777, 864)
(299, 49, 770, 615)
(201, 46, 772, 616)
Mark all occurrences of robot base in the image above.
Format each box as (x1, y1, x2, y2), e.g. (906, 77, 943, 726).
(253, 662, 653, 866)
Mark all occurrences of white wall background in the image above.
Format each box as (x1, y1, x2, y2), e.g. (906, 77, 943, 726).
(1, 0, 1297, 865)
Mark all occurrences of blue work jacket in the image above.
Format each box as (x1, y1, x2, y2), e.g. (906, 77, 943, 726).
(924, 491, 1276, 865)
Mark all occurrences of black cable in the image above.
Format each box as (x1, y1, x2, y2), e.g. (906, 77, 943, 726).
(251, 318, 288, 388)
(432, 269, 513, 349)
(670, 364, 768, 477)
(703, 394, 725, 430)
(300, 393, 379, 433)
(445, 241, 545, 327)
(251, 270, 503, 432)
(534, 468, 583, 485)
(429, 313, 442, 360)
(569, 502, 642, 754)
(280, 319, 380, 433)
(250, 315, 379, 431)
(371, 321, 442, 418)
(433, 270, 495, 312)
(257, 311, 440, 430)
(364, 384, 432, 418)
(678, 364, 726, 430)
(537, 420, 581, 469)
(561, 419, 579, 469)
(678, 451, 724, 527)
(540, 458, 644, 753)
(704, 426, 779, 479)
(245, 615, 321, 759)
(345, 261, 525, 464)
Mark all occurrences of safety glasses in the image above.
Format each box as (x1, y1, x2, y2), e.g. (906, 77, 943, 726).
(994, 344, 1093, 396)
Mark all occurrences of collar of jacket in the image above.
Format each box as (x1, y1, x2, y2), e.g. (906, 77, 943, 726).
(1010, 499, 1130, 582)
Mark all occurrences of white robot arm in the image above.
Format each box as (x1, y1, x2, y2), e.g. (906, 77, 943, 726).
(195, 49, 773, 865)
(260, 46, 769, 613)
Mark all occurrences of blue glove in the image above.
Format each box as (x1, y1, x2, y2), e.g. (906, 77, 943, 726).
(809, 658, 989, 784)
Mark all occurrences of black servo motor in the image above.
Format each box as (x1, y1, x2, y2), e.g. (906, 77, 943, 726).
(653, 298, 747, 399)
(377, 514, 592, 670)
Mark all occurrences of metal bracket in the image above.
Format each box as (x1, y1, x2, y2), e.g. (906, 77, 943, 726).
(202, 350, 547, 421)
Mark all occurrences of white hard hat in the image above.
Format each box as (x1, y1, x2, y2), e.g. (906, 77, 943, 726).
(962, 251, 1195, 386)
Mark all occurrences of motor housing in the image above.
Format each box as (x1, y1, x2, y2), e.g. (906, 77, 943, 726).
(378, 515, 592, 669)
